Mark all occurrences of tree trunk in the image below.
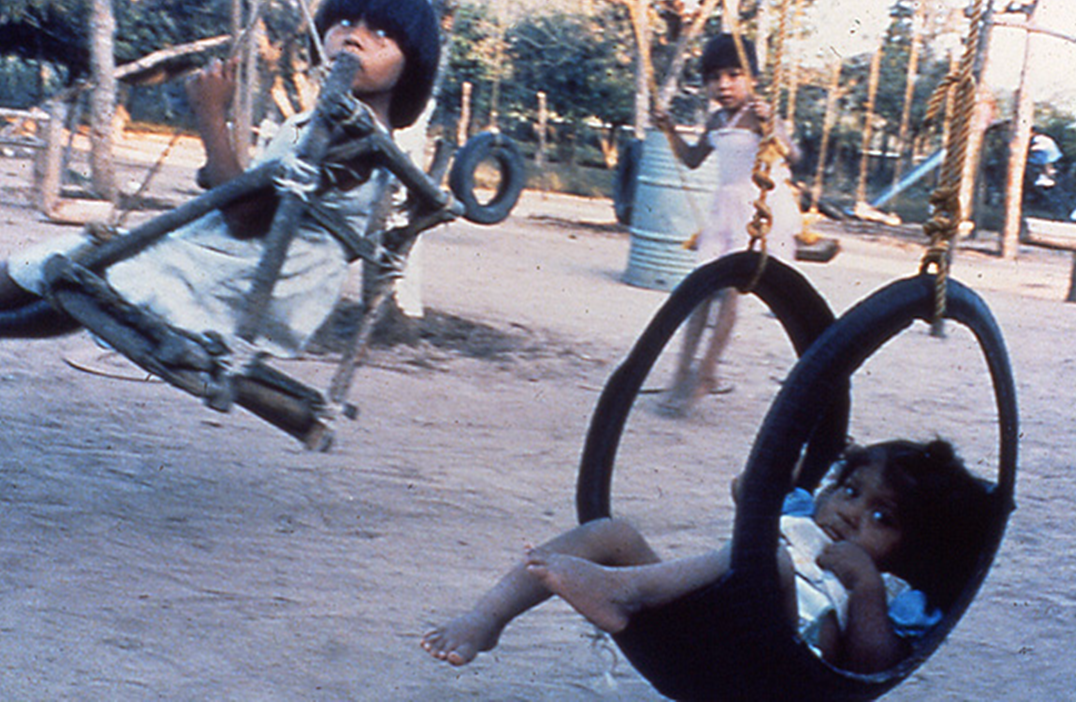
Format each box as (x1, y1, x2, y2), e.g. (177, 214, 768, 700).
(89, 0, 117, 203)
(629, 0, 652, 139)
(1068, 251, 1076, 303)
(892, 0, 925, 189)
(958, 1, 996, 236)
(1001, 2, 1042, 260)
(855, 46, 882, 206)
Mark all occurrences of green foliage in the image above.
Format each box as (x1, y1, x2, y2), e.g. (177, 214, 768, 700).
(435, 3, 502, 136)
(113, 0, 233, 64)
(504, 9, 634, 129)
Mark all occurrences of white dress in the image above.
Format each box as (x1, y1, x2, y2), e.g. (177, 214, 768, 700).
(12, 112, 393, 357)
(696, 110, 801, 263)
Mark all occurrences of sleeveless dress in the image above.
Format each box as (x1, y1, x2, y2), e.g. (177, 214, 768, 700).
(695, 109, 801, 263)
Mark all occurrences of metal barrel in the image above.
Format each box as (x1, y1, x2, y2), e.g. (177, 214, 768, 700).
(624, 128, 719, 291)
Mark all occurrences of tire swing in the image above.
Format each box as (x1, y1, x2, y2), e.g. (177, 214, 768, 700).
(576, 271, 1018, 702)
(448, 131, 526, 225)
(577, 250, 850, 521)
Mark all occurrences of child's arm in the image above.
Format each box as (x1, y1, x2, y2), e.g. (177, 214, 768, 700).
(186, 58, 244, 187)
(745, 100, 801, 165)
(817, 542, 909, 672)
(652, 110, 712, 169)
(186, 58, 276, 238)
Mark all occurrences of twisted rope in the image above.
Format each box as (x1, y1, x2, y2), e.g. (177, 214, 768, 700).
(919, 0, 984, 331)
(728, 0, 793, 290)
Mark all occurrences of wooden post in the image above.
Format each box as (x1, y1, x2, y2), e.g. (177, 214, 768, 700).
(536, 91, 548, 172)
(784, 0, 804, 131)
(231, 0, 258, 169)
(629, 0, 651, 138)
(89, 0, 117, 203)
(810, 57, 842, 213)
(855, 47, 882, 207)
(1001, 1, 1042, 260)
(35, 101, 66, 215)
(892, 0, 926, 189)
(458, 81, 472, 144)
(1068, 251, 1076, 303)
(958, 1, 997, 236)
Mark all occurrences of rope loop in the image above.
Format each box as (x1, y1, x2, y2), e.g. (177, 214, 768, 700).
(273, 153, 321, 201)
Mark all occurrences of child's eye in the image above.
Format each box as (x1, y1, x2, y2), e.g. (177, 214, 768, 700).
(340, 19, 352, 28)
(375, 28, 388, 39)
(871, 509, 895, 526)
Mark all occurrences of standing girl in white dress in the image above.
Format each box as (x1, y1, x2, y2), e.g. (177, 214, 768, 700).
(653, 33, 803, 417)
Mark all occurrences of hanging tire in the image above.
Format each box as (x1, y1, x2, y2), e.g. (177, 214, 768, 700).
(449, 131, 526, 225)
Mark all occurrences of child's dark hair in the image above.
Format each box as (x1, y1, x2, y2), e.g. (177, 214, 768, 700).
(832, 439, 993, 612)
(314, 0, 440, 129)
(700, 33, 759, 79)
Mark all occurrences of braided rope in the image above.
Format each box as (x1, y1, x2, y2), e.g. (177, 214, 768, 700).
(728, 0, 792, 290)
(919, 0, 984, 330)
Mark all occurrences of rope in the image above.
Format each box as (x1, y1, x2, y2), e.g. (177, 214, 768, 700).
(726, 0, 793, 291)
(112, 129, 185, 229)
(919, 0, 984, 333)
(639, 1, 709, 250)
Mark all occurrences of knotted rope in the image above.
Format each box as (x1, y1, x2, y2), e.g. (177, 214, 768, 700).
(919, 0, 984, 333)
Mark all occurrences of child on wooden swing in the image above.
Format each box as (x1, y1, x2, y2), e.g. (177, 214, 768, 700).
(0, 0, 438, 357)
(653, 33, 803, 416)
(422, 438, 992, 674)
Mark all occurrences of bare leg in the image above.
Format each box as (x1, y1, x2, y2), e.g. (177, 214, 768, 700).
(658, 297, 712, 417)
(525, 545, 732, 634)
(421, 518, 659, 666)
(527, 541, 800, 637)
(692, 290, 738, 400)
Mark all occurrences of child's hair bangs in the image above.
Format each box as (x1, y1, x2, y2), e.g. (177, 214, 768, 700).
(701, 34, 760, 78)
(313, 0, 440, 129)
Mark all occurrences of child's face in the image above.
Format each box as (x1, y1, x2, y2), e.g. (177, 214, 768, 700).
(813, 461, 904, 570)
(704, 67, 752, 111)
(324, 18, 405, 97)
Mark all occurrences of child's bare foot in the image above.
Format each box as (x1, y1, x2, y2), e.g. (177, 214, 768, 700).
(525, 549, 635, 634)
(656, 376, 696, 418)
(421, 611, 501, 666)
(694, 374, 734, 400)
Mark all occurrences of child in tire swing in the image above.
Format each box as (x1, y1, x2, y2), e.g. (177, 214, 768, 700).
(653, 34, 803, 417)
(0, 0, 439, 358)
(422, 439, 992, 674)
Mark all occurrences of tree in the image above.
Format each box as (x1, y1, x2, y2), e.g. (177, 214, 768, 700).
(435, 3, 502, 138)
(503, 9, 635, 162)
(89, 0, 117, 202)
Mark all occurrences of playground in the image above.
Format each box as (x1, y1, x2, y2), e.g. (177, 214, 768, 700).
(1, 128, 1075, 699)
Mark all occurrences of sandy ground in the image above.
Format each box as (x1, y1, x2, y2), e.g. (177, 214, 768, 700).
(1, 132, 1075, 700)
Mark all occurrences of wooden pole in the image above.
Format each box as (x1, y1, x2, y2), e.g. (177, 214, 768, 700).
(35, 101, 66, 215)
(458, 81, 472, 144)
(784, 0, 804, 130)
(1001, 1, 1042, 260)
(855, 47, 883, 207)
(892, 0, 926, 189)
(1068, 251, 1076, 303)
(537, 91, 548, 172)
(89, 0, 117, 203)
(958, 0, 996, 236)
(628, 0, 652, 138)
(811, 57, 842, 213)
(655, 0, 723, 110)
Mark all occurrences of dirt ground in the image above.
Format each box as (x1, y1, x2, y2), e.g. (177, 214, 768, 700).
(1, 132, 1075, 700)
